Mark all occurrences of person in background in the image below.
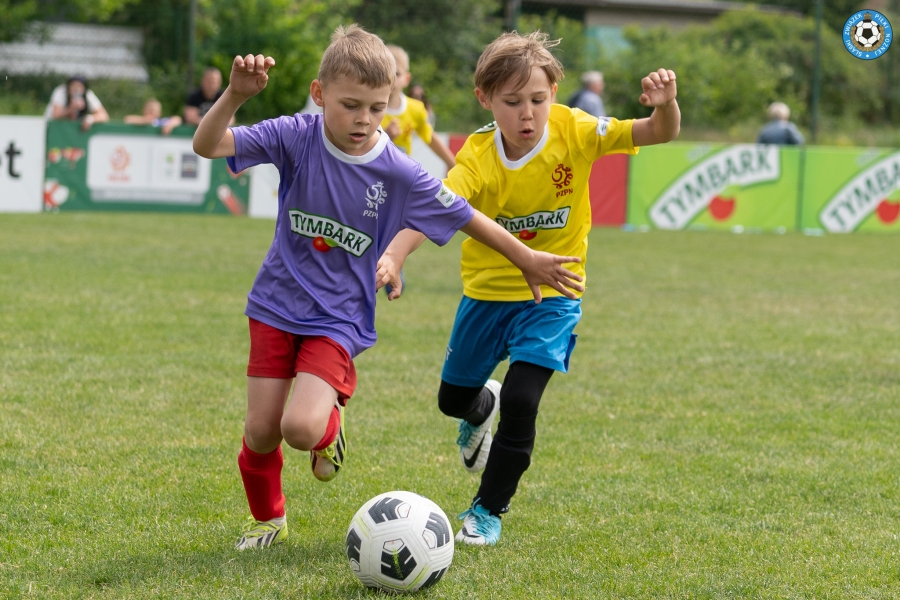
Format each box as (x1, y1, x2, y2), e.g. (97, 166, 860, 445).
(124, 98, 183, 135)
(757, 102, 804, 145)
(45, 75, 110, 131)
(185, 67, 229, 125)
(566, 71, 606, 118)
(382, 45, 456, 172)
(409, 83, 435, 126)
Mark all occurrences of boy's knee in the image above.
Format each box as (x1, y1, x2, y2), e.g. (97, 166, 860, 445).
(280, 416, 323, 451)
(244, 420, 282, 453)
(437, 380, 483, 418)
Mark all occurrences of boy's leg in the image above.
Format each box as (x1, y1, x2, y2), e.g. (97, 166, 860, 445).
(455, 361, 552, 546)
(283, 336, 356, 482)
(440, 297, 517, 472)
(475, 361, 553, 514)
(237, 376, 292, 549)
(237, 318, 301, 549)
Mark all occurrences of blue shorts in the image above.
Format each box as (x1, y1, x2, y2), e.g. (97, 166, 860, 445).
(441, 296, 582, 388)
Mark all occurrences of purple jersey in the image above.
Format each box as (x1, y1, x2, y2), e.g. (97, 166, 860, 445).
(227, 113, 473, 358)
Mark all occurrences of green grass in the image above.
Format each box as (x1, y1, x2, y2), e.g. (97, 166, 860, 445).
(1, 212, 899, 599)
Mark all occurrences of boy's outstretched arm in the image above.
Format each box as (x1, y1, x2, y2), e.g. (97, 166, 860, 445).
(631, 68, 680, 147)
(461, 212, 583, 303)
(428, 135, 456, 171)
(193, 54, 275, 158)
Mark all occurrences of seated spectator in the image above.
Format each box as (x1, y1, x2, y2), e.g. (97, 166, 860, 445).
(185, 67, 228, 125)
(45, 75, 110, 131)
(567, 71, 606, 118)
(757, 102, 805, 145)
(124, 98, 183, 135)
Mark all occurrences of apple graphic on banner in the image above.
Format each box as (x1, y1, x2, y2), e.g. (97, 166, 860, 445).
(709, 195, 735, 220)
(312, 236, 332, 252)
(518, 230, 537, 240)
(876, 199, 900, 224)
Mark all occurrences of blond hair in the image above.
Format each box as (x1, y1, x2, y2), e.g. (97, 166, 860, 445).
(767, 102, 790, 121)
(318, 24, 395, 88)
(386, 45, 409, 73)
(474, 31, 564, 98)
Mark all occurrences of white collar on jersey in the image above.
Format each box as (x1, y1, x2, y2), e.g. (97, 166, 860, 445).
(385, 93, 408, 117)
(320, 120, 390, 165)
(494, 122, 550, 170)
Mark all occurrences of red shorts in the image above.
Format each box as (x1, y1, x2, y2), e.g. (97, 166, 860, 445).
(247, 318, 357, 404)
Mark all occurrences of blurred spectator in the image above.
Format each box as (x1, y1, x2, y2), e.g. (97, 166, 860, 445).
(566, 71, 606, 118)
(757, 102, 805, 145)
(124, 98, 183, 135)
(409, 83, 435, 126)
(45, 75, 109, 131)
(185, 67, 226, 125)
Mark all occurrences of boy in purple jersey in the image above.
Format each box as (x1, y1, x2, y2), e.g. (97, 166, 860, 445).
(192, 24, 585, 550)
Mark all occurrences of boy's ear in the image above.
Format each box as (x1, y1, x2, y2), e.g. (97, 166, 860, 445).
(474, 87, 491, 110)
(310, 80, 325, 107)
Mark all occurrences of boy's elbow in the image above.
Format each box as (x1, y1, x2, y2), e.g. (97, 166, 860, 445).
(193, 138, 212, 158)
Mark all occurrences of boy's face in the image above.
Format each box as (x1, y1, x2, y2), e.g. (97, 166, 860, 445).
(392, 65, 412, 95)
(143, 101, 162, 119)
(311, 77, 391, 156)
(475, 67, 557, 161)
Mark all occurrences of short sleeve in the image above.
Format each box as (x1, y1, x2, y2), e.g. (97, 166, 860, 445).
(227, 115, 307, 173)
(85, 90, 103, 112)
(443, 140, 483, 202)
(573, 110, 638, 162)
(44, 86, 66, 119)
(401, 167, 474, 246)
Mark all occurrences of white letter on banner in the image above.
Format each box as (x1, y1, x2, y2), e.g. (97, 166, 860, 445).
(648, 145, 780, 230)
(819, 151, 900, 233)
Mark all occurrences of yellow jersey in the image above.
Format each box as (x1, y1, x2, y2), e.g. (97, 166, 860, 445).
(381, 94, 433, 155)
(446, 104, 638, 301)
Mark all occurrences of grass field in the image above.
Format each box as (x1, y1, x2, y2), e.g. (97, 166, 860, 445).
(1, 212, 899, 599)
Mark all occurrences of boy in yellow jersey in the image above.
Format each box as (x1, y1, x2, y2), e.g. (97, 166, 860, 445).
(382, 45, 456, 172)
(379, 31, 680, 545)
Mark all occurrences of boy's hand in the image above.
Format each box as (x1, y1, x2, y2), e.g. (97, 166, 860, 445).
(639, 69, 677, 108)
(385, 119, 401, 140)
(520, 251, 583, 303)
(375, 253, 404, 301)
(228, 54, 276, 101)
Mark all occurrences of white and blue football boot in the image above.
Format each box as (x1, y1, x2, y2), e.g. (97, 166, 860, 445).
(456, 379, 501, 473)
(455, 501, 502, 545)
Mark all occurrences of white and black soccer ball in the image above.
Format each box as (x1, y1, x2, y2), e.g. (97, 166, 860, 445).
(346, 491, 454, 593)
(854, 20, 882, 48)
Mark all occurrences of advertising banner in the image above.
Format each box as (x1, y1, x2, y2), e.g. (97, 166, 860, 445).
(800, 147, 900, 233)
(627, 143, 801, 231)
(44, 121, 249, 214)
(0, 116, 46, 213)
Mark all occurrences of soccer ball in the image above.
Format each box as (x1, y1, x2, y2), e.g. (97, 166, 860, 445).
(346, 491, 454, 593)
(854, 20, 881, 48)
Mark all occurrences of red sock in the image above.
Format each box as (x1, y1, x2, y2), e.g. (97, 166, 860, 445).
(238, 438, 286, 522)
(312, 406, 341, 451)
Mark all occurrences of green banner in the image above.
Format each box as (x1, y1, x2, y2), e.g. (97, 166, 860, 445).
(44, 121, 249, 214)
(627, 143, 801, 232)
(800, 147, 900, 233)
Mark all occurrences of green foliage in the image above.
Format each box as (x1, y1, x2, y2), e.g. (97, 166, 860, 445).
(598, 8, 880, 131)
(0, 0, 38, 42)
(517, 11, 586, 109)
(350, 0, 502, 132)
(194, 0, 361, 123)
